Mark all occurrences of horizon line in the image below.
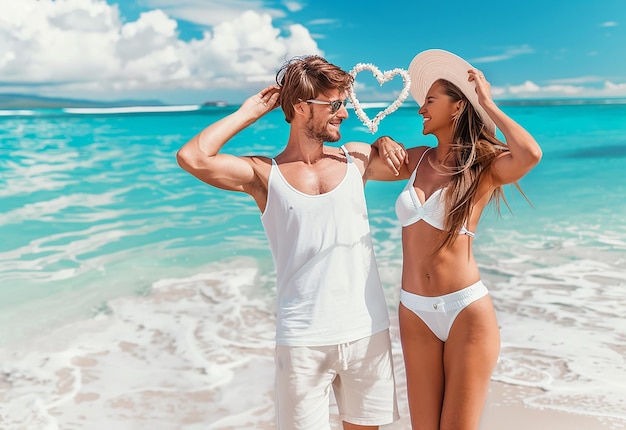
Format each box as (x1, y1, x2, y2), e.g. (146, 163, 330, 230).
(1, 97, 626, 113)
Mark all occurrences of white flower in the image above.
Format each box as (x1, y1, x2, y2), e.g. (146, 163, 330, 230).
(348, 63, 411, 133)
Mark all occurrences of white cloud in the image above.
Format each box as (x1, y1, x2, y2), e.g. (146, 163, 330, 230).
(141, 0, 286, 26)
(308, 18, 339, 25)
(501, 80, 626, 99)
(600, 21, 618, 27)
(489, 86, 506, 98)
(549, 76, 603, 85)
(180, 12, 321, 89)
(0, 0, 123, 82)
(507, 80, 541, 94)
(604, 81, 626, 93)
(471, 45, 534, 64)
(283, 1, 305, 13)
(0, 0, 321, 101)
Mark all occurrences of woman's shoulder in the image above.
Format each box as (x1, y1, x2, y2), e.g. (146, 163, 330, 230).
(405, 145, 433, 170)
(406, 145, 432, 155)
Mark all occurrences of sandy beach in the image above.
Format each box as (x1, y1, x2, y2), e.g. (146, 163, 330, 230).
(327, 375, 621, 430)
(478, 382, 622, 430)
(379, 323, 625, 430)
(380, 385, 620, 430)
(1, 264, 624, 430)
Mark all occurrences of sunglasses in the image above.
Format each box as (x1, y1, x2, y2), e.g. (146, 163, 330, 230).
(302, 98, 348, 113)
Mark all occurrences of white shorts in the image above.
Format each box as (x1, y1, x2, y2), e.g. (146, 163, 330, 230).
(275, 329, 399, 430)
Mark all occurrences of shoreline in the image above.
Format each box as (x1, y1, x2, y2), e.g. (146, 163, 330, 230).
(380, 319, 626, 430)
(379, 381, 624, 430)
(1, 274, 625, 429)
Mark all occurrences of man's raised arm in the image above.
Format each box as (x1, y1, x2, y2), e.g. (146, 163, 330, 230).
(176, 85, 280, 192)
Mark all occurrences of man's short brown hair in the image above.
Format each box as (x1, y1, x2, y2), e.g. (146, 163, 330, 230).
(275, 55, 353, 123)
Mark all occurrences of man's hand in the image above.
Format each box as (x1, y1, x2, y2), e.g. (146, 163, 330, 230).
(240, 85, 281, 119)
(373, 135, 408, 176)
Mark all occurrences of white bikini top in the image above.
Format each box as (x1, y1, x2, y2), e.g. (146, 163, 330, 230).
(395, 148, 475, 237)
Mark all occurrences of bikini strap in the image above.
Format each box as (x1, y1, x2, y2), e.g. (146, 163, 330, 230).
(415, 147, 432, 171)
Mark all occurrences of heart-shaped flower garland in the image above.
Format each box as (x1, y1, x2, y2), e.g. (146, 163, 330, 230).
(348, 63, 411, 133)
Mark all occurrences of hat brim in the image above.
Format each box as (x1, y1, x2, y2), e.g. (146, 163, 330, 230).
(408, 49, 496, 134)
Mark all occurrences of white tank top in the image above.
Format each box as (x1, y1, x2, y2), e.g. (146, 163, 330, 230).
(261, 146, 390, 346)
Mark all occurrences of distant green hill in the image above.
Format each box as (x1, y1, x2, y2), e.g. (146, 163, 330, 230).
(0, 93, 164, 109)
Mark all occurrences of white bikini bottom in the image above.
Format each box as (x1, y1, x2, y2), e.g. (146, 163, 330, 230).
(400, 280, 489, 342)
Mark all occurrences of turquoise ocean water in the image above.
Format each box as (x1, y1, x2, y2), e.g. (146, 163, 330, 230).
(1, 102, 625, 428)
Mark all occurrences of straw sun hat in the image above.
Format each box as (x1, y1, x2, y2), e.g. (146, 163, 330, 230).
(408, 49, 496, 134)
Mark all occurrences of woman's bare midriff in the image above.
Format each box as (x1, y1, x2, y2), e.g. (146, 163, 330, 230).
(400, 223, 481, 296)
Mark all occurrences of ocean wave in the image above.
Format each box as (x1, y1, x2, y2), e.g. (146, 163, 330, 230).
(0, 259, 278, 429)
(497, 98, 626, 106)
(0, 109, 38, 116)
(350, 102, 396, 109)
(63, 105, 202, 115)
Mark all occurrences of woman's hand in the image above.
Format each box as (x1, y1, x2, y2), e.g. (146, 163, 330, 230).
(468, 69, 494, 108)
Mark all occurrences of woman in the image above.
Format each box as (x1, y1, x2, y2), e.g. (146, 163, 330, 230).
(377, 49, 542, 429)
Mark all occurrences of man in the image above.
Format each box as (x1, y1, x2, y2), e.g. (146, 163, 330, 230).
(177, 55, 405, 429)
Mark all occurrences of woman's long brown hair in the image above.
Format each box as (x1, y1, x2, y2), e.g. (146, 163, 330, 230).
(434, 79, 521, 251)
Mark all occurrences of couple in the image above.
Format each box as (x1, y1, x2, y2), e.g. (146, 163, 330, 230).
(176, 50, 541, 430)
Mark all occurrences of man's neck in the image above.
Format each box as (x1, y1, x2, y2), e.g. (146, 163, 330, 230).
(282, 132, 327, 165)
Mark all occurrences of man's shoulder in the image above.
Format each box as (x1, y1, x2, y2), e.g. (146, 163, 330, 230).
(343, 141, 374, 163)
(238, 155, 273, 182)
(243, 155, 272, 166)
(343, 141, 370, 152)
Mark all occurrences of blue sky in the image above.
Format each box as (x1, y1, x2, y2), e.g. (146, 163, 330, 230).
(1, 0, 625, 105)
